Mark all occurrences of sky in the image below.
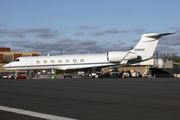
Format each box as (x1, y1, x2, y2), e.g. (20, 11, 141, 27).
(0, 0, 180, 56)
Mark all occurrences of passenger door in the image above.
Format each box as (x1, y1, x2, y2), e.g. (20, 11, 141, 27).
(26, 58, 33, 69)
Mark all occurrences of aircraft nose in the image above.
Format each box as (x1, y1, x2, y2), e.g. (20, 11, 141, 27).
(2, 64, 10, 70)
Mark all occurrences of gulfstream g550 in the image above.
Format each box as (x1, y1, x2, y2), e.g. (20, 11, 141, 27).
(2, 33, 175, 71)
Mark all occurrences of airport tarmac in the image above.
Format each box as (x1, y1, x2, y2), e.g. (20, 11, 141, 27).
(0, 78, 180, 120)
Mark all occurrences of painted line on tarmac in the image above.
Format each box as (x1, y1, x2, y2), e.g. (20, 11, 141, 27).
(0, 105, 77, 120)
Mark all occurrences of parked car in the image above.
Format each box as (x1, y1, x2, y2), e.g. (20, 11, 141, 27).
(64, 71, 72, 79)
(8, 73, 16, 79)
(123, 72, 129, 77)
(110, 70, 119, 77)
(16, 74, 26, 79)
(2, 73, 15, 79)
(131, 72, 139, 77)
(2, 73, 8, 79)
(91, 72, 102, 78)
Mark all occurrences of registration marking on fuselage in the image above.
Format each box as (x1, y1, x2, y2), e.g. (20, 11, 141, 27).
(0, 105, 76, 120)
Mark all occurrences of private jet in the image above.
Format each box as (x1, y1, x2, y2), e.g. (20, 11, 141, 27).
(2, 33, 175, 71)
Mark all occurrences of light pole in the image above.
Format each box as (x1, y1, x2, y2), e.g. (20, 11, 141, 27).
(60, 50, 62, 55)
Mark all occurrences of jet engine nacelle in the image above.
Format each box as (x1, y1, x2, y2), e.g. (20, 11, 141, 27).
(107, 51, 138, 62)
(107, 51, 127, 62)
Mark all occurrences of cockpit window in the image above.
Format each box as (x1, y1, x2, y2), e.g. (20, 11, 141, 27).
(13, 59, 20, 62)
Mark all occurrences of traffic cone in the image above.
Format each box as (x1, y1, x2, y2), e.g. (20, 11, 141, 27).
(122, 74, 124, 79)
(174, 74, 176, 78)
(154, 74, 156, 78)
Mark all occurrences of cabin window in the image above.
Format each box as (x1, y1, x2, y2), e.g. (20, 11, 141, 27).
(13, 59, 20, 62)
(73, 59, 77, 63)
(51, 60, 55, 63)
(36, 60, 40, 64)
(58, 60, 62, 63)
(80, 59, 85, 62)
(44, 60, 47, 64)
(66, 59, 70, 63)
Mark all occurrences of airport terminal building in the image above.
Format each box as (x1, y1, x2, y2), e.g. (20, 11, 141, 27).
(0, 48, 41, 72)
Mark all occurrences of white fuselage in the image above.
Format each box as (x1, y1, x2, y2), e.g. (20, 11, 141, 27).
(3, 53, 118, 71)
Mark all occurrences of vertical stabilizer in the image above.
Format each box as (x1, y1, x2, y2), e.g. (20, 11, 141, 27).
(131, 33, 175, 60)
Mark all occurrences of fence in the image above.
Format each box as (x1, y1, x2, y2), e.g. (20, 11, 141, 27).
(150, 68, 180, 74)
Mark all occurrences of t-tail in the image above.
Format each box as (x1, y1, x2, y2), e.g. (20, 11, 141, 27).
(131, 33, 175, 61)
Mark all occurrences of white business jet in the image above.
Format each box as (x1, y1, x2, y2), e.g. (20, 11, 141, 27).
(2, 33, 174, 71)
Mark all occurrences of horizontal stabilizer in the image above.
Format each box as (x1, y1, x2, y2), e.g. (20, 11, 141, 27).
(144, 32, 175, 39)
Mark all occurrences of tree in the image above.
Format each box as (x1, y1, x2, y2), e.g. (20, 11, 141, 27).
(159, 53, 179, 63)
(169, 53, 179, 63)
(159, 54, 170, 63)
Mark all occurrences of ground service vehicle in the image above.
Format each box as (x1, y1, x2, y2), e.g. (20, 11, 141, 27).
(64, 71, 72, 79)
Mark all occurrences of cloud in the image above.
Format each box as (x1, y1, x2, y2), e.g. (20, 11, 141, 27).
(0, 41, 9, 44)
(119, 30, 130, 33)
(5, 38, 130, 55)
(159, 34, 180, 45)
(153, 32, 180, 55)
(168, 27, 180, 33)
(21, 28, 50, 33)
(3, 27, 179, 56)
(74, 31, 84, 35)
(77, 39, 97, 45)
(132, 29, 146, 34)
(35, 30, 58, 39)
(91, 29, 129, 36)
(104, 29, 119, 33)
(0, 29, 8, 36)
(78, 25, 98, 29)
(91, 29, 119, 36)
(4, 32, 180, 56)
(133, 39, 139, 43)
(175, 27, 180, 34)
(156, 45, 180, 55)
(116, 40, 125, 45)
(0, 28, 59, 39)
(91, 32, 104, 36)
(10, 29, 25, 38)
